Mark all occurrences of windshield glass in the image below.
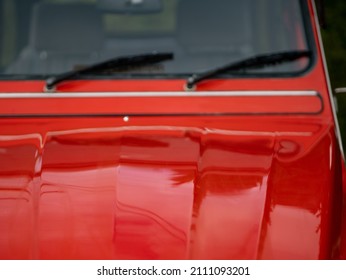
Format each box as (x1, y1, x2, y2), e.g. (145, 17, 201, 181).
(0, 0, 311, 78)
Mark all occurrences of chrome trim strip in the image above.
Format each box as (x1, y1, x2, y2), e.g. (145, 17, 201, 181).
(335, 88, 346, 94)
(0, 91, 319, 99)
(312, 0, 345, 160)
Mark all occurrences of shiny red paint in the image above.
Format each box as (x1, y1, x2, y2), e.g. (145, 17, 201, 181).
(0, 92, 323, 116)
(0, 117, 342, 259)
(0, 0, 345, 259)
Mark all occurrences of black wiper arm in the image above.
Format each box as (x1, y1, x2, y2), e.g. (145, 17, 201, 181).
(45, 52, 174, 91)
(185, 50, 312, 90)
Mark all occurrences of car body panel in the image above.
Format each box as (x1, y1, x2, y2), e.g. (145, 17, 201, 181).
(0, 116, 341, 259)
(0, 0, 345, 260)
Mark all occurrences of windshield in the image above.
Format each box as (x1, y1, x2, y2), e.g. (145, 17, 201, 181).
(0, 0, 311, 78)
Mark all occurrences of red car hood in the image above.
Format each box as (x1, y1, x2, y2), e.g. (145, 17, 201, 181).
(0, 117, 339, 259)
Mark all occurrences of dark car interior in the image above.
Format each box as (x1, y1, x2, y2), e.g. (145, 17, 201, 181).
(0, 0, 309, 77)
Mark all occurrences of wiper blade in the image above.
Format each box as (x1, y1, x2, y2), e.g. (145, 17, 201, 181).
(45, 52, 174, 91)
(185, 50, 312, 90)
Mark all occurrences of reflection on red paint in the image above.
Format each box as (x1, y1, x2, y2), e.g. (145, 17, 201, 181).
(0, 117, 342, 259)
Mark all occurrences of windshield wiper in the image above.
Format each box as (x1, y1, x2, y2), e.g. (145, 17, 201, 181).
(185, 50, 312, 90)
(45, 52, 174, 91)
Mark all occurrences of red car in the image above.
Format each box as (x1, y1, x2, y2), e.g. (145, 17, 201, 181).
(0, 0, 345, 259)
